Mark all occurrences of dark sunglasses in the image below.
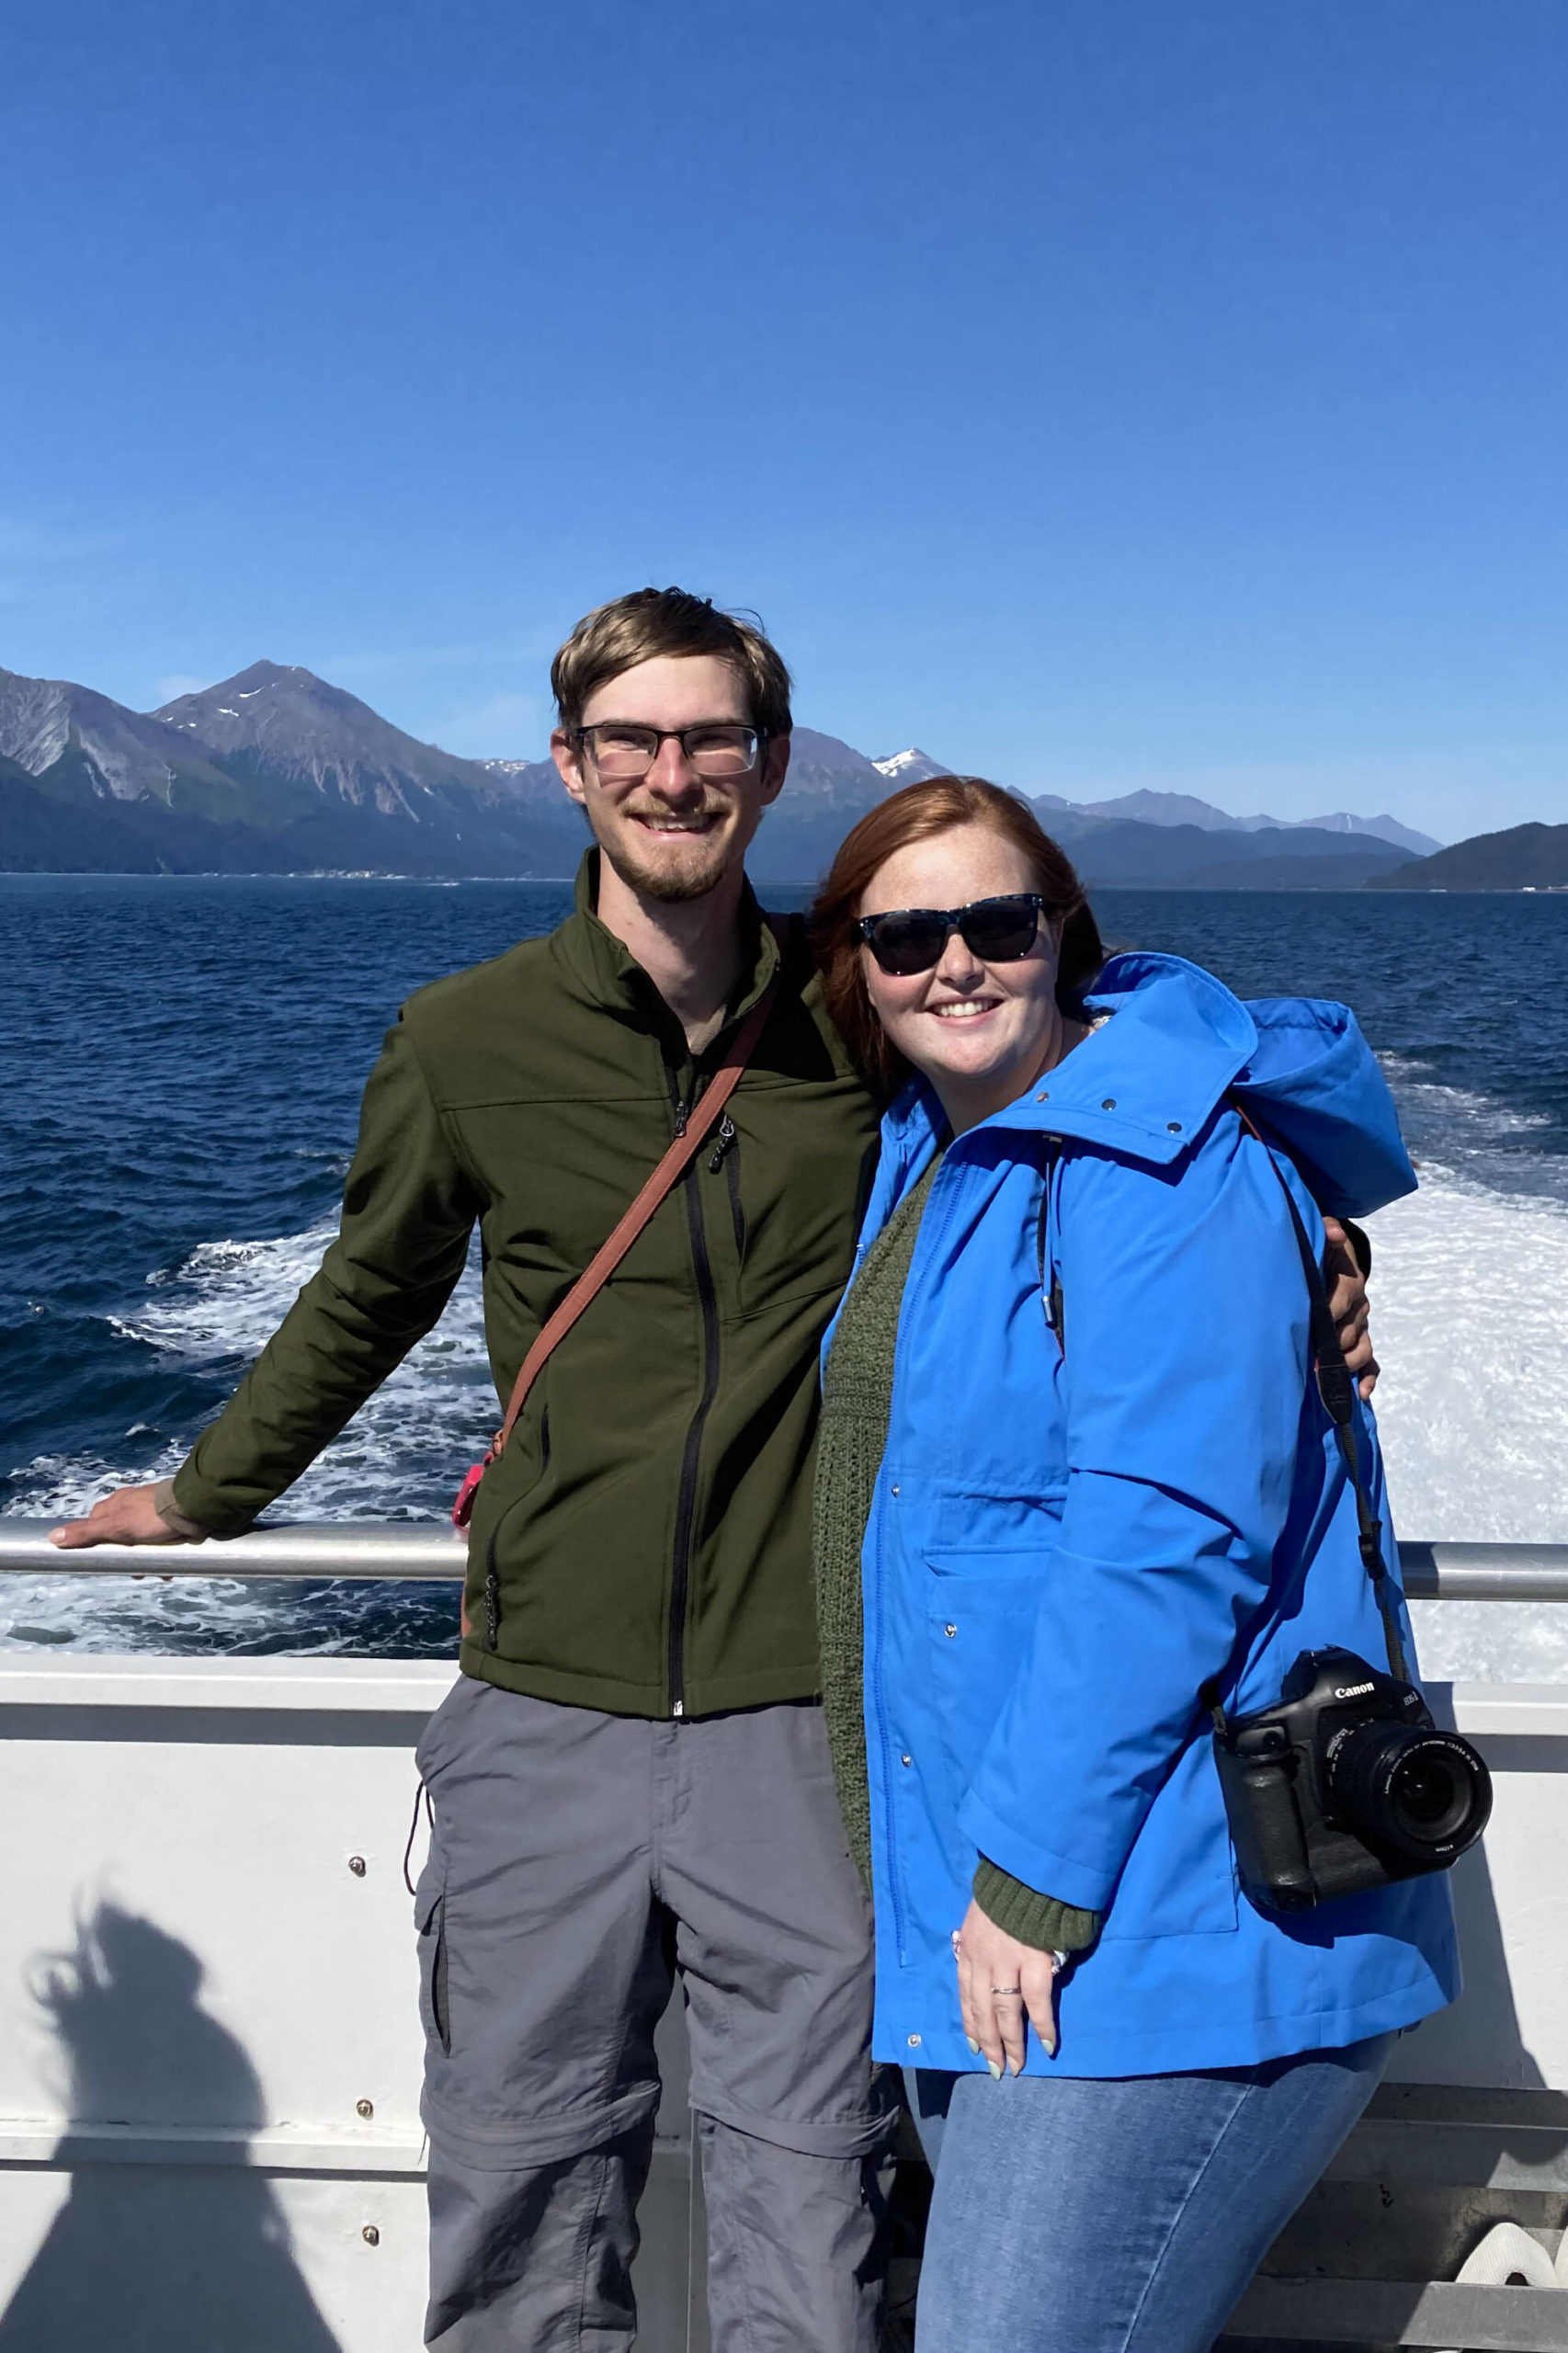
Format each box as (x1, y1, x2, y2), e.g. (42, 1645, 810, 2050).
(855, 892, 1048, 977)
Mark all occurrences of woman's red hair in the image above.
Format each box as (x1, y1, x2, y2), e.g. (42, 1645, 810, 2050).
(809, 776, 1105, 1097)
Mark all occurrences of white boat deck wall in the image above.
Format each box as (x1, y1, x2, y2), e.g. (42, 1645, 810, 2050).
(0, 1654, 1563, 2351)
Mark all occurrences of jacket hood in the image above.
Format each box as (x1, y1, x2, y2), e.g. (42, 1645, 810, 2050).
(882, 951, 1415, 1217)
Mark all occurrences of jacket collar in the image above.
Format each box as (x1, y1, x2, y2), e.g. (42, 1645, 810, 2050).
(883, 952, 1258, 1170)
(554, 847, 782, 1039)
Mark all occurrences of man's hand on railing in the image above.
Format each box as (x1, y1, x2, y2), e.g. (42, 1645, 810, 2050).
(1323, 1215, 1378, 1401)
(50, 1483, 202, 1549)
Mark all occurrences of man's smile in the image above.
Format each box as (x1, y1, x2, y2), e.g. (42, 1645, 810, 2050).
(628, 812, 723, 834)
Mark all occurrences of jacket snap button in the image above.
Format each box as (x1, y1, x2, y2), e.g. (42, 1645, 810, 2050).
(1167, 1120, 1183, 1133)
(891, 1483, 900, 1497)
(1101, 1097, 1117, 1110)
(1035, 1089, 1050, 1101)
(944, 1622, 957, 1638)
(901, 1753, 914, 1768)
(908, 2033, 922, 2048)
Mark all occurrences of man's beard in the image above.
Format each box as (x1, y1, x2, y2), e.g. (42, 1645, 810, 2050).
(602, 807, 737, 904)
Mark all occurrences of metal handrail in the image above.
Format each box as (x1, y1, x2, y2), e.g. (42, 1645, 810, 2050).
(0, 1521, 1565, 1599)
(0, 1520, 467, 1582)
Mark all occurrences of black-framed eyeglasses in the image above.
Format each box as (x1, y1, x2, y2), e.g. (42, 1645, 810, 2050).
(570, 722, 763, 781)
(856, 893, 1048, 976)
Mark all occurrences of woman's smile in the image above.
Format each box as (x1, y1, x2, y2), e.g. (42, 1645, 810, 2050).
(928, 995, 1002, 1019)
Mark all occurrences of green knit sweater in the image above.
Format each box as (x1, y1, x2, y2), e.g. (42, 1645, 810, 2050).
(812, 1157, 1099, 1957)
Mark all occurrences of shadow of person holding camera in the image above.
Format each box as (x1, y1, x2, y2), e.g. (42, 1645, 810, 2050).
(0, 1901, 342, 2353)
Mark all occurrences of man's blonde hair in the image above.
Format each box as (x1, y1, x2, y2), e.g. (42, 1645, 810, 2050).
(551, 587, 793, 737)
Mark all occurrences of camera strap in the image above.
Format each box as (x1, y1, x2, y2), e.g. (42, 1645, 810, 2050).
(1039, 1106, 1413, 1712)
(1233, 1107, 1411, 1686)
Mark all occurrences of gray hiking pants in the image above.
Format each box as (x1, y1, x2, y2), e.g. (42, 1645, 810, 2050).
(413, 1678, 895, 2350)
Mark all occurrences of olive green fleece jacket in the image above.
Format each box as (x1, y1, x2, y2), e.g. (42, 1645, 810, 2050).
(171, 852, 881, 1719)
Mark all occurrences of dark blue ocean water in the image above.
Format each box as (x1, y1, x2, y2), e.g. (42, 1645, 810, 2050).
(4, 874, 1568, 1654)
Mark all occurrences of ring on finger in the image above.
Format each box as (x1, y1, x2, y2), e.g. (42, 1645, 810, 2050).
(991, 1985, 1022, 1996)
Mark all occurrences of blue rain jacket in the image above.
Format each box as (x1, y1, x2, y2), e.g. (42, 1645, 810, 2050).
(827, 952, 1460, 2079)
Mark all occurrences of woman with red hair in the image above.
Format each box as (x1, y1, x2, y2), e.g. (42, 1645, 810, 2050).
(809, 778, 1457, 2351)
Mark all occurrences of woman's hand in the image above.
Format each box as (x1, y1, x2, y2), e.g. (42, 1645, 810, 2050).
(952, 1900, 1058, 2075)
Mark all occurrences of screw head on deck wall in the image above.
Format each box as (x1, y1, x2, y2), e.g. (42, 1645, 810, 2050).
(348, 1855, 368, 1876)
(357, 2098, 374, 2119)
(362, 2225, 380, 2247)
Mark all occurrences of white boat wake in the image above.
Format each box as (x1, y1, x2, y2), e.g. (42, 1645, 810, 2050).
(5, 1158, 1568, 1673)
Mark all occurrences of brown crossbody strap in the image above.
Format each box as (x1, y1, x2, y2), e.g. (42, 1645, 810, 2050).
(490, 952, 784, 1462)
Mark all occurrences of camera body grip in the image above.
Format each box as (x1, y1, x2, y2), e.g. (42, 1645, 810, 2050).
(1211, 1647, 1492, 1916)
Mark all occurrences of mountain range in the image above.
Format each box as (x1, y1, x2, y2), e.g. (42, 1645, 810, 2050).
(0, 661, 586, 878)
(0, 654, 1514, 890)
(871, 752, 1438, 856)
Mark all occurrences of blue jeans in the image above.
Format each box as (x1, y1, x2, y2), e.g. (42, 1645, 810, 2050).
(906, 2032, 1392, 2353)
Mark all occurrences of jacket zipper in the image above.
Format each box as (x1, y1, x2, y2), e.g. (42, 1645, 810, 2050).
(481, 1405, 549, 1652)
(708, 1111, 735, 1174)
(666, 1066, 722, 1717)
(710, 1113, 745, 1261)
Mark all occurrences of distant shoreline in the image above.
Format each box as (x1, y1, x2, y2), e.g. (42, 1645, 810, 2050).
(0, 868, 583, 885)
(5, 870, 1568, 897)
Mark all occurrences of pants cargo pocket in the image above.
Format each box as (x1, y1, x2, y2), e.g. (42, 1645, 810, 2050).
(416, 1855, 451, 2058)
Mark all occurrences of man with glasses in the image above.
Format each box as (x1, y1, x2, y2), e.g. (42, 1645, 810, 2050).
(53, 589, 895, 2351)
(52, 586, 1376, 2350)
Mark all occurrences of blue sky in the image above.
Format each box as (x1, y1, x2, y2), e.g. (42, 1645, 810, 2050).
(4, 0, 1566, 838)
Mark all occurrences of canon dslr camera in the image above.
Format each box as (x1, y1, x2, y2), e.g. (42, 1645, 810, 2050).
(1213, 1646, 1492, 1915)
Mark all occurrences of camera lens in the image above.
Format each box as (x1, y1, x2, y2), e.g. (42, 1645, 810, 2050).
(1325, 1723, 1493, 1863)
(1392, 1753, 1464, 1834)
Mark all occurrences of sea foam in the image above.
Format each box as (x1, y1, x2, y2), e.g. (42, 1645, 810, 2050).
(6, 1161, 1568, 1676)
(1363, 1164, 1568, 1682)
(2, 1224, 488, 1654)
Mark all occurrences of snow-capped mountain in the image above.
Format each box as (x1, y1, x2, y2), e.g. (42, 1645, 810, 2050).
(0, 659, 588, 875)
(153, 662, 514, 820)
(872, 748, 950, 786)
(480, 756, 562, 804)
(1282, 811, 1441, 856)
